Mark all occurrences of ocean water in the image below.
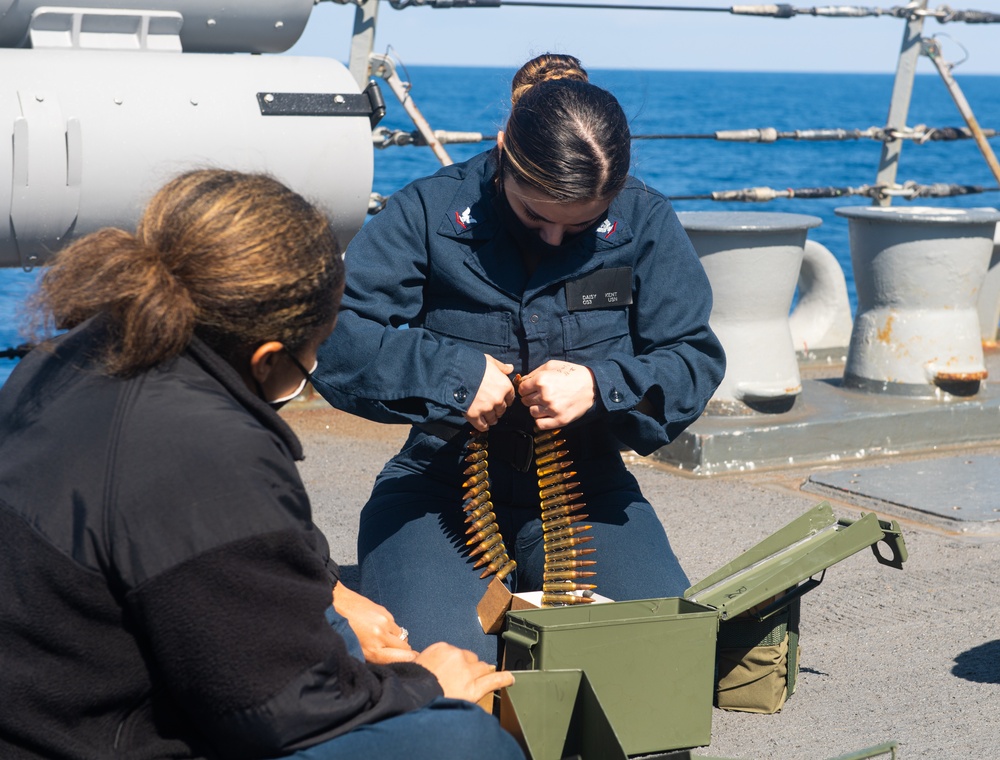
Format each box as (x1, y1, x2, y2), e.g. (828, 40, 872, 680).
(3, 68, 1000, 385)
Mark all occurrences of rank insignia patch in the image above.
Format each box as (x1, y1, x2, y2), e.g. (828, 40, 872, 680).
(454, 206, 477, 229)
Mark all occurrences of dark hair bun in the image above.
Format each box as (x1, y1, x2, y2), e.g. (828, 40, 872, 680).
(511, 53, 588, 108)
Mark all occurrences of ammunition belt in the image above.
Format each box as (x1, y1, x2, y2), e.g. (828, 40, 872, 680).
(458, 378, 597, 605)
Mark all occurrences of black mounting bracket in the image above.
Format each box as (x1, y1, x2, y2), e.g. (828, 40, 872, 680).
(256, 80, 386, 128)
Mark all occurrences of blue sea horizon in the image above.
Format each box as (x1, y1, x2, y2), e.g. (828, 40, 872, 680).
(3, 67, 999, 386)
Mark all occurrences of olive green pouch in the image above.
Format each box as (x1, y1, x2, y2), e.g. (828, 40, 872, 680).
(714, 598, 800, 713)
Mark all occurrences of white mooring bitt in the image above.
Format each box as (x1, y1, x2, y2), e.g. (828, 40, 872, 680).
(788, 239, 854, 357)
(678, 211, 821, 409)
(836, 206, 1000, 396)
(975, 217, 1000, 347)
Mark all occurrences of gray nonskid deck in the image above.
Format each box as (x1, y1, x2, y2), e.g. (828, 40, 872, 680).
(286, 400, 1000, 759)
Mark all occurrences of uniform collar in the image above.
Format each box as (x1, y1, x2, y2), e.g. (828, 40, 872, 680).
(436, 150, 635, 251)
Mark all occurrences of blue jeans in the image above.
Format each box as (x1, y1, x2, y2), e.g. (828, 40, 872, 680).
(324, 605, 364, 661)
(356, 434, 690, 664)
(288, 697, 525, 760)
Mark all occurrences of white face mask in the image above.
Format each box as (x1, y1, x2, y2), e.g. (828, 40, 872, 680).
(267, 357, 318, 411)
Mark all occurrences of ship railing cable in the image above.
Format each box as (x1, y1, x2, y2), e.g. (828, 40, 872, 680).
(368, 0, 1000, 24)
(371, 125, 997, 149)
(367, 181, 998, 214)
(669, 180, 1000, 202)
(635, 125, 998, 142)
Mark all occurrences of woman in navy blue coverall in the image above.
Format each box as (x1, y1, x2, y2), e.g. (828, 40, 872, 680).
(313, 54, 725, 664)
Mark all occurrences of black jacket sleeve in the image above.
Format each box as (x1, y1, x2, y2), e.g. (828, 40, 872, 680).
(127, 532, 442, 758)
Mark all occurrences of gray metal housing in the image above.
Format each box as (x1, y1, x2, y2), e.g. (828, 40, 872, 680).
(2, 48, 374, 268)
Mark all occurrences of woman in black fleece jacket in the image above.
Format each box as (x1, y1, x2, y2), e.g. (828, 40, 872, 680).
(0, 170, 522, 760)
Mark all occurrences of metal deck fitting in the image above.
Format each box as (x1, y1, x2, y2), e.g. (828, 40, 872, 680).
(650, 350, 1000, 478)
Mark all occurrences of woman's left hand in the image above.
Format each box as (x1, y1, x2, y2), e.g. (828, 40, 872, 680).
(517, 360, 596, 429)
(332, 583, 417, 664)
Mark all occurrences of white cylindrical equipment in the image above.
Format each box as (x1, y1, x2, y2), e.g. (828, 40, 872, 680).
(678, 211, 822, 409)
(1, 48, 374, 268)
(0, 0, 314, 53)
(836, 206, 1000, 396)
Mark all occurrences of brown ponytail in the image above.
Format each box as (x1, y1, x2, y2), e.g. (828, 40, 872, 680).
(30, 170, 343, 376)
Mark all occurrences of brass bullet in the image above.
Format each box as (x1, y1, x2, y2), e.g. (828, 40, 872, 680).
(468, 532, 503, 557)
(543, 547, 596, 563)
(535, 449, 569, 467)
(463, 448, 488, 464)
(543, 524, 592, 543)
(542, 514, 590, 532)
(542, 570, 597, 582)
(465, 513, 496, 534)
(473, 541, 508, 568)
(462, 459, 488, 476)
(536, 460, 572, 478)
(495, 559, 517, 581)
(544, 559, 597, 572)
(463, 490, 491, 511)
(479, 553, 510, 579)
(540, 498, 586, 519)
(538, 470, 576, 489)
(543, 535, 594, 552)
(542, 581, 597, 592)
(539, 481, 581, 500)
(465, 522, 499, 545)
(541, 593, 594, 606)
(533, 438, 567, 456)
(461, 470, 489, 489)
(464, 503, 493, 522)
(461, 481, 490, 501)
(533, 429, 561, 445)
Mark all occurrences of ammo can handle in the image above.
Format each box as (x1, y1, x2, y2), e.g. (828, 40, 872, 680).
(837, 514, 908, 570)
(500, 628, 540, 670)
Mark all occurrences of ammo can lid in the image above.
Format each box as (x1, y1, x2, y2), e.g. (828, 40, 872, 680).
(683, 502, 907, 621)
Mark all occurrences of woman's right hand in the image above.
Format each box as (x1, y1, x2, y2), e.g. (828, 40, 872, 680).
(415, 642, 515, 703)
(464, 355, 515, 432)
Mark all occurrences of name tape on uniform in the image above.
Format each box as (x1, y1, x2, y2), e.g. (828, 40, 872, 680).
(565, 267, 633, 311)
